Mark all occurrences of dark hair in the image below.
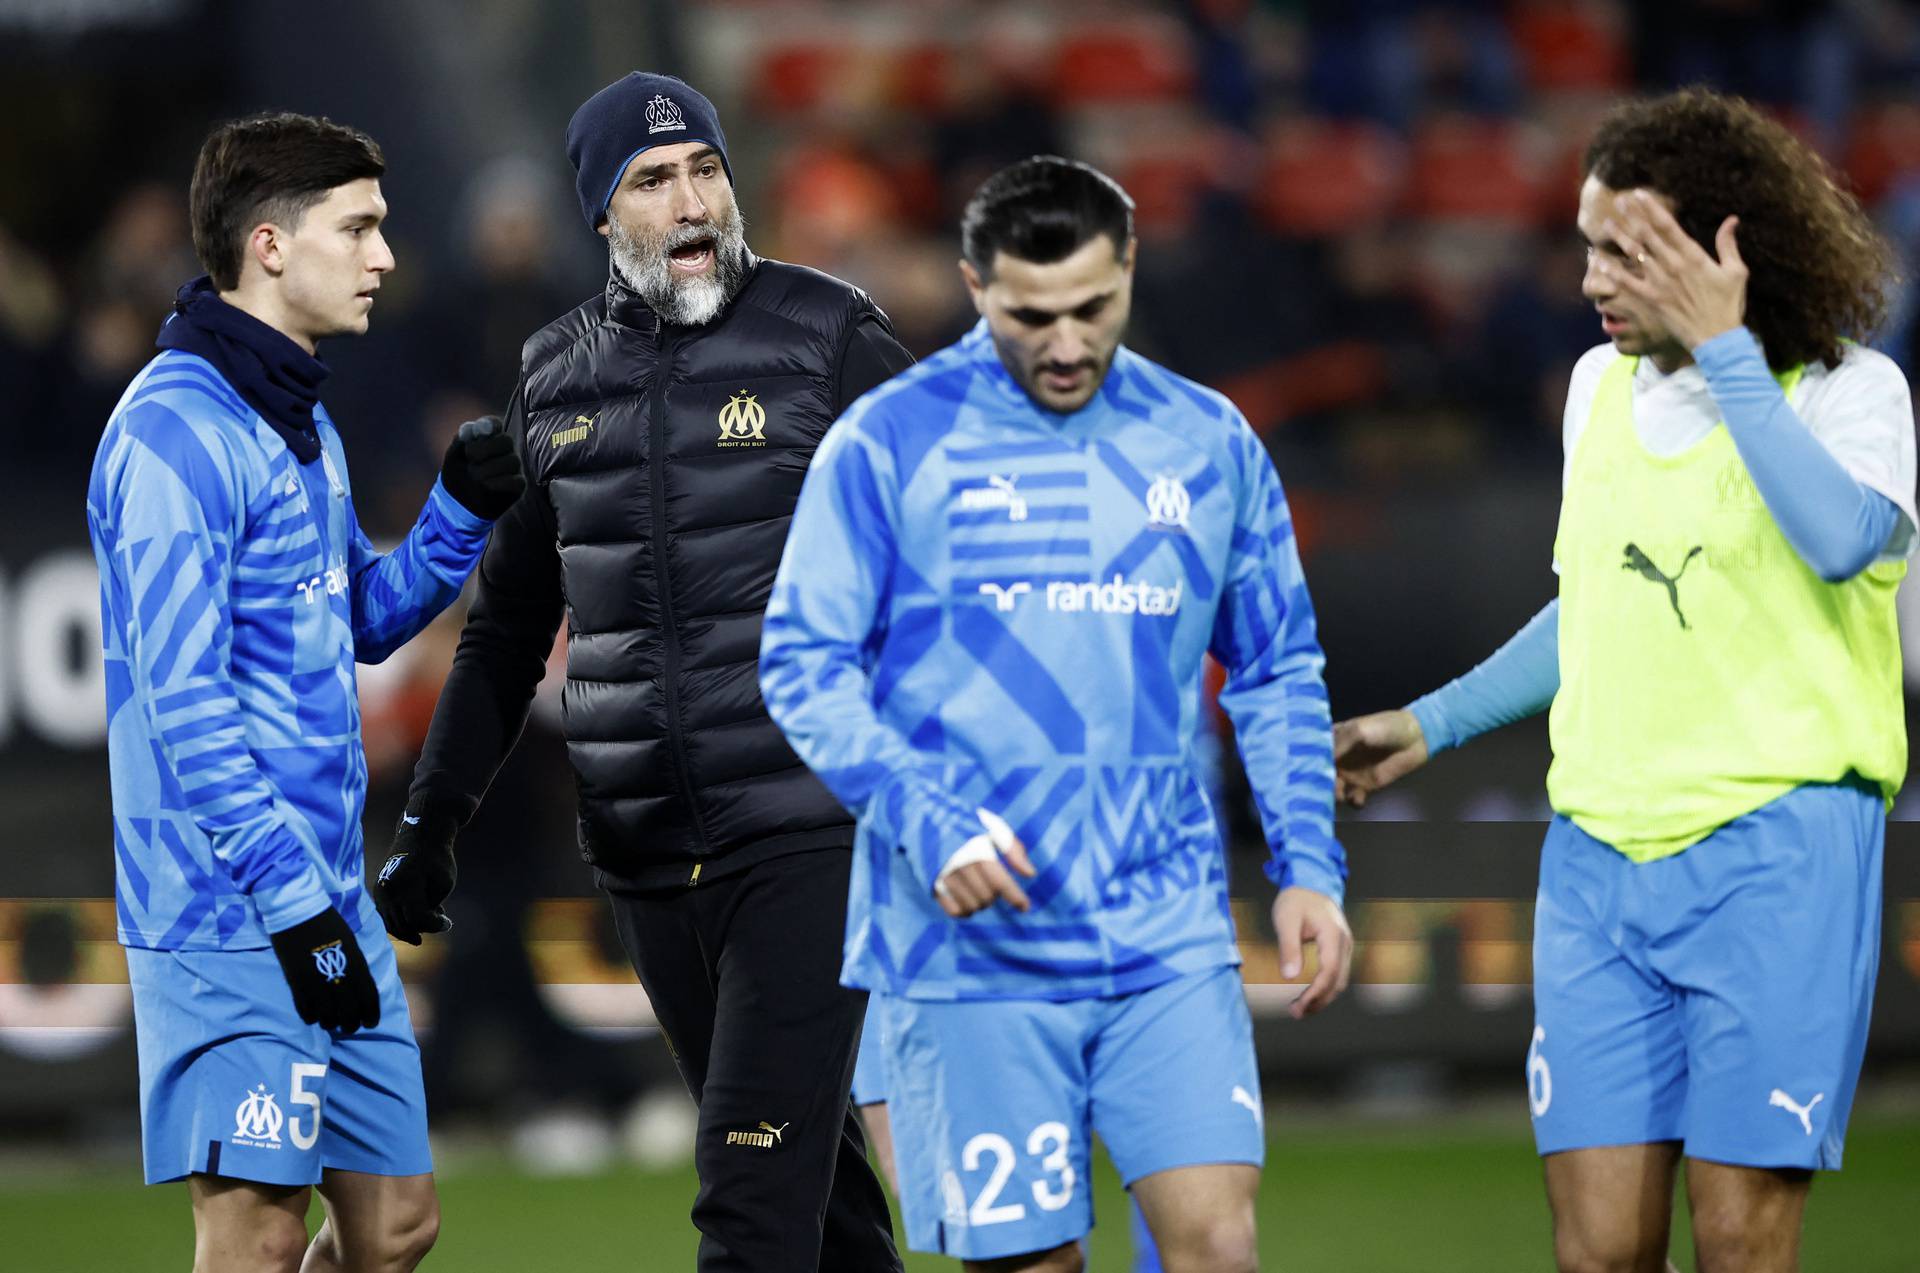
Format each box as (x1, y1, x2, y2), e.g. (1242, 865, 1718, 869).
(190, 112, 386, 291)
(961, 156, 1134, 279)
(1584, 88, 1894, 371)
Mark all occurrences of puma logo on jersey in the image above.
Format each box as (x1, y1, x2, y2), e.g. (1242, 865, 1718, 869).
(959, 474, 1028, 522)
(1622, 542, 1703, 630)
(1769, 1089, 1823, 1136)
(726, 1120, 789, 1148)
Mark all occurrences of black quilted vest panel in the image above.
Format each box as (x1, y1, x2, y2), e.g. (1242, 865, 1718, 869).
(516, 258, 878, 885)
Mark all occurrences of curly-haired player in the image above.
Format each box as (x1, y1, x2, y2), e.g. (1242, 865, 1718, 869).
(1336, 89, 1913, 1273)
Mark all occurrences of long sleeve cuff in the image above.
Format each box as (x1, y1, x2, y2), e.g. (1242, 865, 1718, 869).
(427, 474, 496, 534)
(870, 768, 990, 890)
(1407, 695, 1460, 756)
(1264, 851, 1346, 906)
(246, 831, 334, 933)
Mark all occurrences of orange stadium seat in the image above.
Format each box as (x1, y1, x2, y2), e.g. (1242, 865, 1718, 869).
(767, 143, 907, 259)
(1845, 103, 1920, 204)
(753, 41, 844, 114)
(1049, 24, 1195, 106)
(753, 37, 955, 117)
(892, 41, 954, 116)
(1405, 117, 1552, 225)
(1116, 146, 1216, 237)
(1510, 1, 1630, 94)
(1256, 120, 1407, 237)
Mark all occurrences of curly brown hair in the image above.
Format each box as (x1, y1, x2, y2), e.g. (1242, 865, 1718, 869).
(1584, 88, 1895, 371)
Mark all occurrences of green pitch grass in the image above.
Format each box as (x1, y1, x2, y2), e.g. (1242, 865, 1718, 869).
(5, 1115, 1917, 1271)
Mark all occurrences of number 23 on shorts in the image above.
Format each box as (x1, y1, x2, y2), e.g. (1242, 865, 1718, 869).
(946, 1120, 1078, 1227)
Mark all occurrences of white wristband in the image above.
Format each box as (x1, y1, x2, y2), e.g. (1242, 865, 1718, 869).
(933, 808, 1017, 899)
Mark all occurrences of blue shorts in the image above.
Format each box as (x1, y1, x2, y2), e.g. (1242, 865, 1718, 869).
(1530, 781, 1882, 1170)
(852, 993, 888, 1107)
(126, 909, 432, 1186)
(880, 964, 1262, 1260)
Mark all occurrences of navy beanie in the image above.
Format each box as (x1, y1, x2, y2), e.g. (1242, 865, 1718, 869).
(566, 72, 732, 231)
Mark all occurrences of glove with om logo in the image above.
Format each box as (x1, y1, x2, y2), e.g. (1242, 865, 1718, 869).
(268, 906, 381, 1033)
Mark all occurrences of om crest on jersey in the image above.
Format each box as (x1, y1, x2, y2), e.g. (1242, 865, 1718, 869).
(1146, 473, 1191, 531)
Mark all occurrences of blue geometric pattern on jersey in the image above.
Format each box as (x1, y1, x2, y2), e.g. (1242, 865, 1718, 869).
(87, 351, 490, 950)
(761, 321, 1343, 1001)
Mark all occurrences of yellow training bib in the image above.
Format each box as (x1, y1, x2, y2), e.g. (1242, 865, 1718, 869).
(1547, 355, 1905, 861)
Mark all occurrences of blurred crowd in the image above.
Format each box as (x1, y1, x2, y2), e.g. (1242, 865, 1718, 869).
(4, 0, 1916, 827)
(6, 0, 1920, 530)
(724, 0, 1920, 481)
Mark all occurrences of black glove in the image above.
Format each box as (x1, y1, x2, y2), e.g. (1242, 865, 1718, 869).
(440, 414, 525, 520)
(371, 798, 459, 945)
(268, 907, 381, 1033)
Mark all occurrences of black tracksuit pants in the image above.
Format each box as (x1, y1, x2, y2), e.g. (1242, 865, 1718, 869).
(606, 847, 902, 1272)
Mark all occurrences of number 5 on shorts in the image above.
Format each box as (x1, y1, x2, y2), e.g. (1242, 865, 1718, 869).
(289, 1062, 327, 1151)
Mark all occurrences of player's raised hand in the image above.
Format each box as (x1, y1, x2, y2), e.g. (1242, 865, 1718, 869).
(1598, 190, 1747, 352)
(1333, 709, 1429, 808)
(439, 413, 526, 521)
(933, 808, 1037, 918)
(1272, 886, 1352, 1020)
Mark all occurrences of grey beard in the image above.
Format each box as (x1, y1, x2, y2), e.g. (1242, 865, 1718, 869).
(608, 211, 749, 327)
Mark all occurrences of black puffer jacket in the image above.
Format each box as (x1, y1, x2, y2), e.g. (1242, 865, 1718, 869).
(410, 256, 913, 888)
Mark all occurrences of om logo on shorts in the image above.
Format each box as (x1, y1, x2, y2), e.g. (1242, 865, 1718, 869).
(234, 1084, 285, 1146)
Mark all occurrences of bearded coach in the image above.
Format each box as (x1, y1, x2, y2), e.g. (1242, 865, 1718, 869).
(370, 72, 910, 1272)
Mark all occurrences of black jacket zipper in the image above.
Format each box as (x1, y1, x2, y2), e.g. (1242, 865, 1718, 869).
(646, 330, 714, 881)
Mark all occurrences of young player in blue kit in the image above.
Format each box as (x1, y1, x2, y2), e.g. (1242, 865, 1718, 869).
(762, 157, 1353, 1273)
(86, 114, 523, 1271)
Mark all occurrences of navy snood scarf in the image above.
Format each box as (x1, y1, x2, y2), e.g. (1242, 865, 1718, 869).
(155, 276, 329, 462)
